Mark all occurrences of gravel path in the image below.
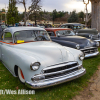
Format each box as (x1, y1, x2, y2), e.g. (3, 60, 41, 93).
(72, 66, 100, 100)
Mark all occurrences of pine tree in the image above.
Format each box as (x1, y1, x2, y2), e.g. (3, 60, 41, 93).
(68, 10, 78, 23)
(7, 0, 19, 25)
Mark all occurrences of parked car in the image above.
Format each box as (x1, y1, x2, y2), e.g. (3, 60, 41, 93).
(60, 23, 100, 42)
(1, 24, 7, 31)
(0, 27, 86, 89)
(60, 23, 85, 32)
(76, 28, 100, 42)
(45, 28, 99, 58)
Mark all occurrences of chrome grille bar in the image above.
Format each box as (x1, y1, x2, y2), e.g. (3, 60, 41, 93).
(43, 62, 78, 73)
(42, 65, 81, 76)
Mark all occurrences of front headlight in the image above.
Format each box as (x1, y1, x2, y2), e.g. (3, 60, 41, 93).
(96, 42, 99, 46)
(76, 44, 80, 49)
(30, 62, 40, 71)
(79, 53, 84, 61)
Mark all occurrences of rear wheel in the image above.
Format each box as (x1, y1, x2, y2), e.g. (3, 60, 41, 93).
(18, 67, 25, 84)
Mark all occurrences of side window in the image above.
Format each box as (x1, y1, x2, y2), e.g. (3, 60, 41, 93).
(4, 32, 13, 43)
(47, 31, 55, 36)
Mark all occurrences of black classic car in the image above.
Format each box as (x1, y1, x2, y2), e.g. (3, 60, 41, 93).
(60, 23, 100, 42)
(45, 28, 99, 58)
(60, 23, 85, 32)
(76, 28, 100, 42)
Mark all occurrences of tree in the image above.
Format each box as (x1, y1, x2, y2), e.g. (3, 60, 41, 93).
(17, 0, 41, 25)
(51, 9, 66, 24)
(52, 9, 57, 24)
(18, 12, 24, 21)
(89, 0, 100, 31)
(7, 0, 19, 25)
(68, 10, 78, 23)
(0, 9, 6, 23)
(43, 11, 52, 22)
(78, 11, 85, 23)
(78, 11, 84, 21)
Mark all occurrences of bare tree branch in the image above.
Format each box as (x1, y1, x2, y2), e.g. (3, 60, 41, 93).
(16, 0, 41, 25)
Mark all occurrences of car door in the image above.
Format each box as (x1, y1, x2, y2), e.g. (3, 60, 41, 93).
(1, 32, 13, 68)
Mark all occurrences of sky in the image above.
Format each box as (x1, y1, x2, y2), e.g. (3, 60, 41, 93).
(0, 0, 91, 13)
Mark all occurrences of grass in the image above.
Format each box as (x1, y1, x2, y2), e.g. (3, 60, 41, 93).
(0, 48, 100, 100)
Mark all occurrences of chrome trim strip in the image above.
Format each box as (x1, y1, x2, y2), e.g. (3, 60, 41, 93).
(85, 52, 99, 58)
(43, 62, 77, 71)
(94, 40, 100, 42)
(25, 68, 86, 89)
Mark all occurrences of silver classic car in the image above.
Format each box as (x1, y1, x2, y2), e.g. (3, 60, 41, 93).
(0, 27, 86, 89)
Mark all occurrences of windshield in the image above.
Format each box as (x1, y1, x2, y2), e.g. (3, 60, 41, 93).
(14, 30, 50, 44)
(56, 30, 75, 36)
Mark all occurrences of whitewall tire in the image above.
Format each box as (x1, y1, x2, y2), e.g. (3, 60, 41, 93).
(18, 67, 25, 84)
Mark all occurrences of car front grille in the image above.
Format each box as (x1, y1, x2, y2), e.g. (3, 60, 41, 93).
(81, 47, 98, 55)
(43, 62, 78, 73)
(42, 62, 80, 80)
(32, 62, 83, 82)
(45, 67, 78, 79)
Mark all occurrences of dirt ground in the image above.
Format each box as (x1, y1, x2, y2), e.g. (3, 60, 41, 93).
(72, 66, 100, 100)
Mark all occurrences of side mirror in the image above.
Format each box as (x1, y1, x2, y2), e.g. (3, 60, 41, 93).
(57, 33, 60, 37)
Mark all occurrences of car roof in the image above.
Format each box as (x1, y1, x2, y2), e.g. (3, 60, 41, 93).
(45, 28, 72, 31)
(61, 23, 83, 26)
(4, 26, 45, 35)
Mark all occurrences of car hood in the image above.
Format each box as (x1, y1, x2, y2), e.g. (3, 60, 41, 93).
(52, 36, 95, 48)
(13, 41, 75, 67)
(58, 36, 89, 44)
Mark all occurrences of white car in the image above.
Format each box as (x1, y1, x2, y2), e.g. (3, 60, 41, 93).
(0, 27, 86, 89)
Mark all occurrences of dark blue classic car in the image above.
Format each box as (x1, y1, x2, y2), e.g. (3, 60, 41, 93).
(60, 23, 100, 42)
(45, 28, 99, 58)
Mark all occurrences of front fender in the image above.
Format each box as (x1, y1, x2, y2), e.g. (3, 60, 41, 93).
(52, 39, 78, 49)
(64, 46, 83, 65)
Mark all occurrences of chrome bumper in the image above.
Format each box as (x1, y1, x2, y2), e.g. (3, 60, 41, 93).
(84, 51, 99, 58)
(25, 68, 86, 89)
(94, 40, 100, 42)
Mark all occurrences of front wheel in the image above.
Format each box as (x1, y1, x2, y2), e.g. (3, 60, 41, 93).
(18, 67, 25, 84)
